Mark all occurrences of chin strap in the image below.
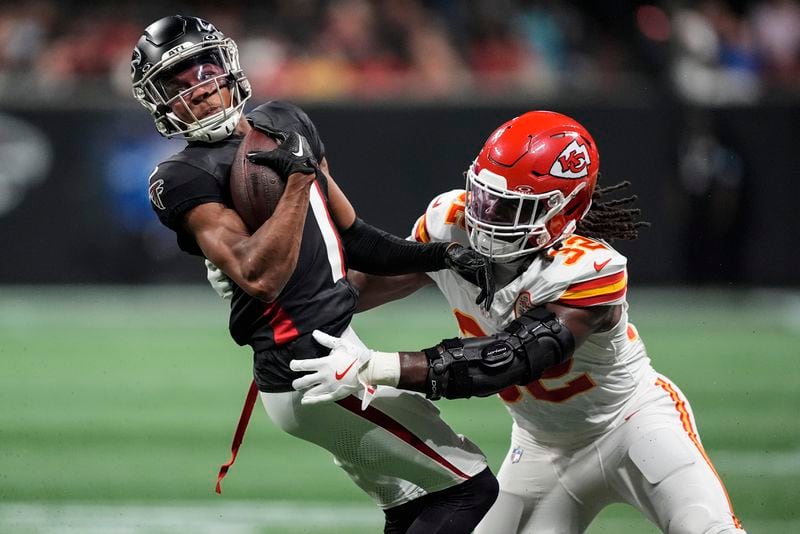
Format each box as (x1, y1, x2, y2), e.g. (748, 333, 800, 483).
(186, 106, 243, 143)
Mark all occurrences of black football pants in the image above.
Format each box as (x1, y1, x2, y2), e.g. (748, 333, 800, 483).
(383, 467, 499, 534)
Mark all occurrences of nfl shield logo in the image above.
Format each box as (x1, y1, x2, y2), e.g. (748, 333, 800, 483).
(511, 446, 523, 464)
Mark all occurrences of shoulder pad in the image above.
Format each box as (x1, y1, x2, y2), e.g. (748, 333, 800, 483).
(247, 101, 325, 161)
(409, 189, 470, 246)
(247, 101, 305, 128)
(543, 235, 628, 307)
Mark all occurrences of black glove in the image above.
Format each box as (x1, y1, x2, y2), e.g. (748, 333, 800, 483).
(444, 244, 495, 312)
(247, 130, 318, 180)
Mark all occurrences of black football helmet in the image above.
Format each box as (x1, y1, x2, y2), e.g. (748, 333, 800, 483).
(131, 15, 251, 142)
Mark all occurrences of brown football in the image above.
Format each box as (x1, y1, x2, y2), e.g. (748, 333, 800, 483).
(229, 128, 283, 231)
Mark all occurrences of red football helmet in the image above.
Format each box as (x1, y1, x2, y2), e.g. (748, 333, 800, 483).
(465, 111, 600, 261)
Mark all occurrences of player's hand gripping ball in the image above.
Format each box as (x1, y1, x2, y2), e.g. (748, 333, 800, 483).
(229, 127, 317, 231)
(246, 129, 317, 180)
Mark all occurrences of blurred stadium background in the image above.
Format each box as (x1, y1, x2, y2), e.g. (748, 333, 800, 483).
(1, 0, 798, 532)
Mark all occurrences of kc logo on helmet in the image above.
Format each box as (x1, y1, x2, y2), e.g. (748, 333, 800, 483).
(550, 139, 591, 179)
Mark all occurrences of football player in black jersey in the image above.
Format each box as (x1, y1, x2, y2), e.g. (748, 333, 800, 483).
(132, 15, 497, 534)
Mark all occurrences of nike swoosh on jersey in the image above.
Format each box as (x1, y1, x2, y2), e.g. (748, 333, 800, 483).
(335, 359, 358, 380)
(594, 258, 612, 272)
(292, 144, 304, 157)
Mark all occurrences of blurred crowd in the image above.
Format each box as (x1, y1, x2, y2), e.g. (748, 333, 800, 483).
(0, 0, 798, 105)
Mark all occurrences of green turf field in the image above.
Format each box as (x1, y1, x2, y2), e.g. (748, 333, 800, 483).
(1, 286, 798, 533)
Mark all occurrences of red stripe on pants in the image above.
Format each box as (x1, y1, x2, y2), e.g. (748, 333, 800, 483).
(336, 395, 471, 480)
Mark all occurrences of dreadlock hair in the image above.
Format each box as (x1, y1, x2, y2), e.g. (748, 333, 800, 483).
(575, 177, 650, 242)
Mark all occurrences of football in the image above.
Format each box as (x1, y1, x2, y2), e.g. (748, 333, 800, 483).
(229, 128, 283, 231)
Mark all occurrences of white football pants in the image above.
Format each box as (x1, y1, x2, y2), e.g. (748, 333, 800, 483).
(260, 327, 488, 509)
(476, 374, 746, 534)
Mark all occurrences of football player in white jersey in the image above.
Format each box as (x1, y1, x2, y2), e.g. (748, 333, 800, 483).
(289, 111, 746, 534)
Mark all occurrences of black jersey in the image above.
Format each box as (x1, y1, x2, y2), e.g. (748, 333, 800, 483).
(148, 101, 358, 392)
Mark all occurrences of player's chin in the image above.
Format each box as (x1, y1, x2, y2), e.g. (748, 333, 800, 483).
(201, 107, 224, 119)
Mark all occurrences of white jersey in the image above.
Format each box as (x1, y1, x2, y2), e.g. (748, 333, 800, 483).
(411, 189, 655, 444)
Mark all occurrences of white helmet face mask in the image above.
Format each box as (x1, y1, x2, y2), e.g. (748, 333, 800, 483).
(133, 39, 251, 143)
(464, 167, 584, 262)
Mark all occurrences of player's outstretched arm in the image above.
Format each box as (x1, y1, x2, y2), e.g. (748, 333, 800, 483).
(291, 303, 619, 405)
(337, 219, 495, 310)
(347, 270, 434, 312)
(324, 169, 494, 311)
(416, 303, 619, 399)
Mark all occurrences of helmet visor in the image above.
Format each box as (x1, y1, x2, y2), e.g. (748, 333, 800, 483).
(466, 176, 549, 229)
(464, 167, 568, 260)
(150, 48, 230, 104)
(468, 187, 542, 227)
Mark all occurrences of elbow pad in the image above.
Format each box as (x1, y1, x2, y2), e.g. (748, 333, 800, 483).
(424, 307, 575, 400)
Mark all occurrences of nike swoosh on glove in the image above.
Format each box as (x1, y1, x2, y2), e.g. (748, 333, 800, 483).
(247, 130, 317, 180)
(289, 330, 374, 406)
(444, 244, 495, 312)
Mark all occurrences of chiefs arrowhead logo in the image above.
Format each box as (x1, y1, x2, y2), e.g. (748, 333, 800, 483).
(550, 139, 591, 179)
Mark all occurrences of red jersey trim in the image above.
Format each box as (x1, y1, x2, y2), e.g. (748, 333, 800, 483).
(557, 270, 627, 307)
(262, 302, 300, 345)
(557, 286, 627, 307)
(413, 214, 430, 243)
(565, 270, 626, 293)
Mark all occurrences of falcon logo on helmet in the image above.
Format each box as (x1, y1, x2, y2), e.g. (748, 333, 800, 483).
(194, 18, 218, 34)
(130, 47, 142, 72)
(550, 139, 591, 179)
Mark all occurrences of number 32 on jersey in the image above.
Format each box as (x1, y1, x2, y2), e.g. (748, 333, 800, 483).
(453, 310, 596, 404)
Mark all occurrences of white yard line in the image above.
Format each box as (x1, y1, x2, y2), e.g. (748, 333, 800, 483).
(0, 501, 797, 534)
(0, 501, 383, 533)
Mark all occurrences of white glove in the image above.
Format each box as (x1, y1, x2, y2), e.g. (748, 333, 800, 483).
(205, 259, 233, 300)
(290, 330, 372, 405)
(290, 330, 399, 409)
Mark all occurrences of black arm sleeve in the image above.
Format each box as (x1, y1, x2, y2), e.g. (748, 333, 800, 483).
(340, 218, 450, 275)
